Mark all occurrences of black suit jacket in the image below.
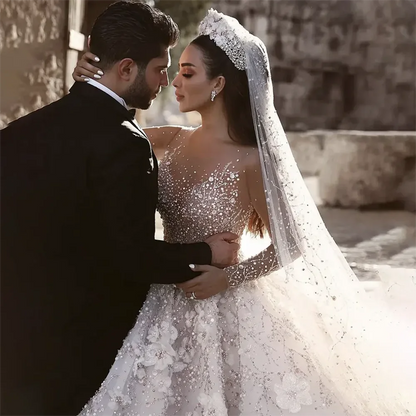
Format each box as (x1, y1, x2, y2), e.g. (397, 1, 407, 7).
(0, 82, 211, 414)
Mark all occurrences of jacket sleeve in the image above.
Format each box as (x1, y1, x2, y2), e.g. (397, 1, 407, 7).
(88, 128, 211, 284)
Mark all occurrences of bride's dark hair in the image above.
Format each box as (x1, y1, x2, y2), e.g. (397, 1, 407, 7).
(190, 35, 265, 237)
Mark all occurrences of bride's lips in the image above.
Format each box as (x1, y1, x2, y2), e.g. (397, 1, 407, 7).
(175, 93, 184, 102)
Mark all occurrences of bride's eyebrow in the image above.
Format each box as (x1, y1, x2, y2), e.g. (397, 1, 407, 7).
(178, 63, 196, 68)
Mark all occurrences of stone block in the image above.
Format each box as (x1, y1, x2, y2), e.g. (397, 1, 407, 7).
(287, 131, 326, 176)
(318, 131, 416, 211)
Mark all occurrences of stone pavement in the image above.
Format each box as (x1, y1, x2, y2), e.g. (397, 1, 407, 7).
(319, 206, 416, 280)
(304, 176, 416, 282)
(155, 176, 416, 283)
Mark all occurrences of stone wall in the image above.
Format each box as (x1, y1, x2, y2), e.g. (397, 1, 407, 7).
(213, 0, 416, 131)
(0, 0, 66, 128)
(287, 130, 416, 211)
(318, 131, 416, 210)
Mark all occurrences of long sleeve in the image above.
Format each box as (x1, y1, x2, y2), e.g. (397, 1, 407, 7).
(228, 150, 301, 288)
(88, 128, 211, 285)
(225, 243, 280, 287)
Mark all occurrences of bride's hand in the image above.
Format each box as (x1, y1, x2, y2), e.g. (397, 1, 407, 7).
(176, 265, 229, 300)
(72, 52, 103, 82)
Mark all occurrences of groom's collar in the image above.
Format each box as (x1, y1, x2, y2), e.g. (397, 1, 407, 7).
(86, 78, 128, 110)
(69, 82, 136, 122)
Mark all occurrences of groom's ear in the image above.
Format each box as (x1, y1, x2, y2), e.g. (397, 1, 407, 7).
(117, 58, 137, 81)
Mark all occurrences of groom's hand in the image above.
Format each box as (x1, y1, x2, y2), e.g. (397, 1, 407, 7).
(204, 232, 239, 268)
(176, 265, 229, 300)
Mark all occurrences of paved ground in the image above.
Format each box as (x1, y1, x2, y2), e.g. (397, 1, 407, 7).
(304, 176, 416, 282)
(319, 206, 416, 279)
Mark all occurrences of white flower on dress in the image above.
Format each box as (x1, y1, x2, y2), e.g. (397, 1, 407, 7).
(178, 336, 195, 364)
(195, 307, 218, 348)
(143, 342, 176, 371)
(240, 298, 263, 322)
(147, 324, 160, 343)
(160, 320, 178, 342)
(195, 316, 210, 331)
(148, 321, 179, 344)
(152, 373, 172, 393)
(133, 363, 146, 381)
(198, 392, 227, 416)
(107, 389, 132, 411)
(131, 340, 145, 362)
(274, 372, 313, 413)
(196, 328, 210, 348)
(172, 360, 187, 372)
(194, 302, 206, 316)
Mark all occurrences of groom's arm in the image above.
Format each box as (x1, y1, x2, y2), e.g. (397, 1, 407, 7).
(88, 129, 212, 284)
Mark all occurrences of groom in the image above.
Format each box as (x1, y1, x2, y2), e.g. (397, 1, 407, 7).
(0, 1, 238, 414)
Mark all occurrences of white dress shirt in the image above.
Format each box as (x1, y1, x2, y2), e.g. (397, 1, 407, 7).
(86, 78, 128, 109)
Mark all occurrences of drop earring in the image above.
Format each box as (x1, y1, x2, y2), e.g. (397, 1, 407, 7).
(210, 90, 217, 102)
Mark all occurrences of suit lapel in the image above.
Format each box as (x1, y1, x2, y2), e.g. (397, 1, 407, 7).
(70, 82, 155, 172)
(129, 119, 155, 172)
(70, 83, 146, 138)
(128, 117, 147, 139)
(120, 118, 155, 173)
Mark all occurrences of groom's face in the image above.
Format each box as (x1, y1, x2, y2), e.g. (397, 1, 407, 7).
(124, 48, 171, 110)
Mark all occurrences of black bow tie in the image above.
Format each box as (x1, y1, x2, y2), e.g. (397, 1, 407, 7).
(128, 108, 136, 119)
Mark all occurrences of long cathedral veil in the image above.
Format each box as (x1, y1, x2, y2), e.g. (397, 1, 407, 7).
(200, 9, 416, 415)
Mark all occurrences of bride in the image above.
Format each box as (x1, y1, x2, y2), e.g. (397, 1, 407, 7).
(74, 10, 415, 416)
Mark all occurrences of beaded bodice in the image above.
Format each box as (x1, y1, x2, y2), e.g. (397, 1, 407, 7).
(157, 144, 253, 244)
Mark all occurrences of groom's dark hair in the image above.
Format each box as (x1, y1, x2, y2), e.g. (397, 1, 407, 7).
(89, 0, 179, 70)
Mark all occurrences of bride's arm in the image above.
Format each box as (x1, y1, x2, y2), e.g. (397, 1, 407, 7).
(224, 152, 279, 286)
(225, 151, 301, 287)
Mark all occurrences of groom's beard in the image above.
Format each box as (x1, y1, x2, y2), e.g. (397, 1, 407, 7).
(124, 70, 154, 110)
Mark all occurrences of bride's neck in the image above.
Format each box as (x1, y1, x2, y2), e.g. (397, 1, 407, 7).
(199, 101, 232, 144)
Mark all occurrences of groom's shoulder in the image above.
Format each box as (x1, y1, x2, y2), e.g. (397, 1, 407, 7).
(2, 93, 81, 133)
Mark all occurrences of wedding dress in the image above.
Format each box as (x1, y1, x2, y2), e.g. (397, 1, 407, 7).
(80, 141, 352, 416)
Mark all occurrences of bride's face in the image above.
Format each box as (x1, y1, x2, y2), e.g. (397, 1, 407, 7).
(172, 45, 217, 113)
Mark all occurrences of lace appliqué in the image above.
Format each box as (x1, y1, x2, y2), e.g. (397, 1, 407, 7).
(274, 372, 313, 413)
